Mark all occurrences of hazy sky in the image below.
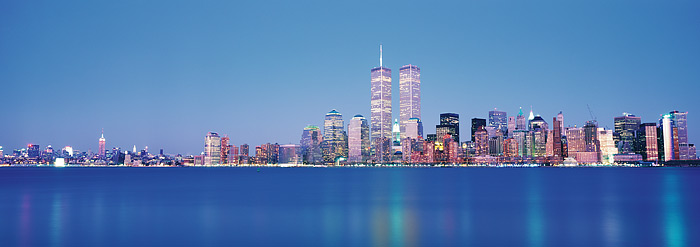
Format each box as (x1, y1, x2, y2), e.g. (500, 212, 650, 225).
(2, 0, 699, 155)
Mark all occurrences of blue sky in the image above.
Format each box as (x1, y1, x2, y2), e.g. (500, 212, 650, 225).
(1, 0, 699, 155)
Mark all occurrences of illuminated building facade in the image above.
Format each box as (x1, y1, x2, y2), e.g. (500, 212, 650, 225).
(301, 125, 323, 164)
(439, 113, 460, 143)
(98, 130, 106, 157)
(322, 109, 347, 163)
(204, 132, 221, 165)
(489, 109, 507, 136)
(471, 118, 486, 142)
(371, 46, 392, 162)
(613, 113, 641, 154)
(399, 64, 421, 140)
(348, 115, 370, 163)
(635, 123, 658, 161)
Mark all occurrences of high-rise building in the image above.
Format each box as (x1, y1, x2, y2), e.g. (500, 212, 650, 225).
(27, 144, 40, 158)
(239, 144, 250, 164)
(471, 118, 487, 142)
(300, 125, 323, 164)
(474, 129, 488, 156)
(371, 45, 392, 162)
(552, 117, 563, 159)
(598, 128, 616, 164)
(636, 123, 658, 162)
(98, 129, 106, 157)
(556, 112, 564, 135)
(399, 64, 421, 140)
(613, 113, 641, 154)
(392, 119, 401, 144)
(530, 115, 548, 131)
(660, 114, 675, 161)
(204, 132, 221, 165)
(220, 136, 230, 164)
(584, 121, 601, 162)
(489, 109, 507, 136)
(440, 113, 460, 143)
(516, 107, 528, 130)
(348, 115, 370, 163)
(670, 111, 689, 159)
(278, 144, 301, 164)
(405, 118, 423, 140)
(507, 116, 516, 138)
(322, 109, 347, 163)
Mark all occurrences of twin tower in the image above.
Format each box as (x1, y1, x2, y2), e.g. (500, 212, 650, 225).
(370, 45, 421, 162)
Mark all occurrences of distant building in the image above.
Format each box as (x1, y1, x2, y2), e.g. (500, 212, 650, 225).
(98, 130, 106, 157)
(507, 116, 516, 138)
(322, 109, 347, 163)
(399, 64, 421, 140)
(300, 125, 323, 164)
(584, 121, 601, 163)
(27, 144, 40, 158)
(405, 118, 423, 140)
(489, 109, 507, 137)
(516, 108, 528, 131)
(471, 118, 486, 142)
(348, 115, 370, 163)
(440, 113, 460, 143)
(613, 113, 641, 154)
(371, 46, 392, 162)
(636, 123, 658, 162)
(220, 136, 230, 164)
(204, 132, 221, 165)
(239, 144, 250, 164)
(474, 129, 488, 156)
(278, 144, 301, 164)
(598, 128, 616, 164)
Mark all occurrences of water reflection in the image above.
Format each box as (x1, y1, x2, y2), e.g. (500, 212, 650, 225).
(664, 169, 686, 247)
(527, 170, 543, 247)
(50, 193, 64, 247)
(20, 193, 32, 247)
(601, 171, 621, 247)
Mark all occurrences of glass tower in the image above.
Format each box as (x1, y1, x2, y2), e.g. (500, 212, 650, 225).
(399, 64, 421, 140)
(371, 46, 392, 162)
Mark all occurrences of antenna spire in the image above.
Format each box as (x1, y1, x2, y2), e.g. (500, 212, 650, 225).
(380, 44, 383, 67)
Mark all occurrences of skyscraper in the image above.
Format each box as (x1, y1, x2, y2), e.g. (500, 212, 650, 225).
(670, 111, 689, 159)
(489, 109, 507, 136)
(584, 121, 601, 162)
(471, 118, 487, 142)
(613, 113, 641, 154)
(371, 45, 392, 162)
(399, 64, 421, 140)
(98, 129, 106, 157)
(552, 117, 562, 159)
(507, 116, 516, 138)
(322, 109, 347, 163)
(220, 136, 230, 165)
(300, 125, 323, 164)
(636, 123, 658, 162)
(556, 112, 564, 135)
(204, 132, 221, 165)
(440, 113, 460, 143)
(516, 107, 527, 130)
(660, 114, 675, 161)
(405, 118, 423, 140)
(348, 115, 370, 163)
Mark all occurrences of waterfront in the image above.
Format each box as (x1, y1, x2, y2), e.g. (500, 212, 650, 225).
(1, 167, 699, 246)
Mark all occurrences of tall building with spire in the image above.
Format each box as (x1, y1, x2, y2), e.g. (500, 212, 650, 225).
(516, 107, 527, 130)
(371, 45, 392, 162)
(399, 64, 420, 140)
(98, 129, 106, 157)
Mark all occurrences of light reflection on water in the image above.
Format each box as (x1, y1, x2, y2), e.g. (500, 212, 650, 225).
(664, 169, 686, 247)
(3, 167, 699, 246)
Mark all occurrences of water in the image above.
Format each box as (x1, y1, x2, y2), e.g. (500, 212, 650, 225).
(1, 167, 699, 247)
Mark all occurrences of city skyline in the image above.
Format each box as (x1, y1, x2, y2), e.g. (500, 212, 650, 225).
(2, 1, 699, 154)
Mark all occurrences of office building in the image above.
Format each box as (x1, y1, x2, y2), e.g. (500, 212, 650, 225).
(399, 64, 421, 140)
